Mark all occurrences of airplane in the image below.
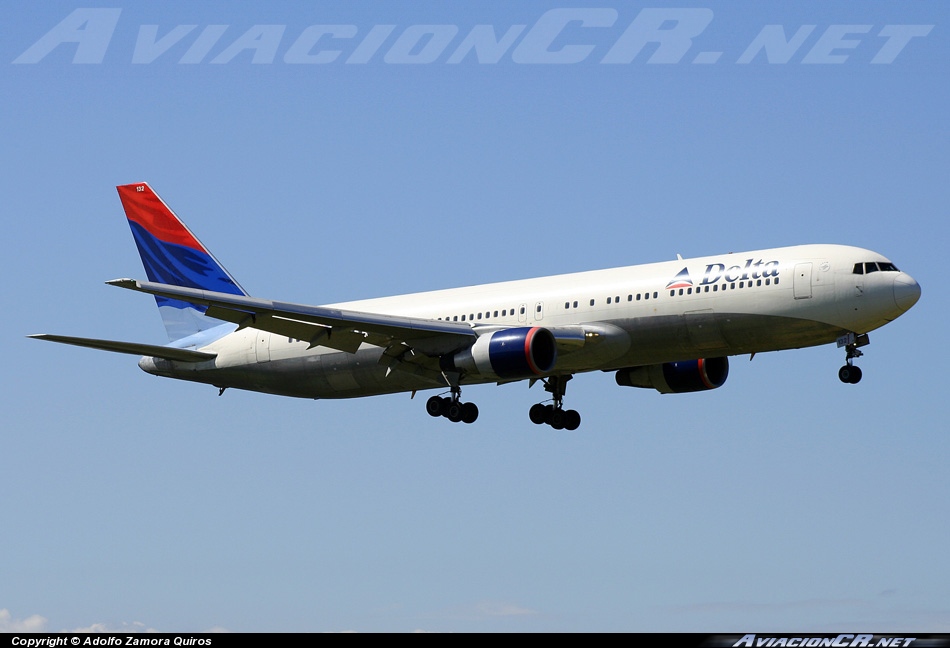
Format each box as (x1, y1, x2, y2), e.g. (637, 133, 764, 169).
(30, 183, 921, 430)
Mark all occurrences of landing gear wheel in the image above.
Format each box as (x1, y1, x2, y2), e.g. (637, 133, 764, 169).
(838, 365, 862, 384)
(550, 408, 566, 430)
(564, 409, 581, 431)
(529, 403, 547, 425)
(446, 401, 464, 423)
(426, 395, 444, 417)
(838, 366, 851, 383)
(461, 402, 479, 424)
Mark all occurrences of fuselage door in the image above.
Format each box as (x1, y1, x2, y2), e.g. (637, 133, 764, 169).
(534, 301, 544, 322)
(793, 263, 813, 299)
(255, 331, 271, 362)
(518, 303, 527, 323)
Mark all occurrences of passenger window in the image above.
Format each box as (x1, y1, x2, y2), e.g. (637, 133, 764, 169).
(590, 299, 595, 306)
(573, 301, 578, 308)
(607, 297, 612, 304)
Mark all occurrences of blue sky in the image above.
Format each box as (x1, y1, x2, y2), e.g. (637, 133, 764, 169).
(2, 1, 947, 633)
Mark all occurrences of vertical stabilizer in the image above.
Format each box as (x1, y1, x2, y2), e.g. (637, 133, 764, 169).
(116, 183, 247, 342)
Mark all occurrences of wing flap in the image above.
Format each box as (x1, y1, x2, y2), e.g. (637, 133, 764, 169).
(203, 305, 369, 354)
(28, 334, 217, 362)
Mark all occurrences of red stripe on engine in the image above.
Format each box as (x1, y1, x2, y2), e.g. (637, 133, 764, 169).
(524, 327, 542, 375)
(697, 358, 714, 389)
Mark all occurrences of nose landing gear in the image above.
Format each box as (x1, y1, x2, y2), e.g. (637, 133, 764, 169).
(837, 332, 869, 384)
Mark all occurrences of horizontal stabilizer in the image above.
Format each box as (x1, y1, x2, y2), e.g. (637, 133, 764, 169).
(28, 334, 217, 362)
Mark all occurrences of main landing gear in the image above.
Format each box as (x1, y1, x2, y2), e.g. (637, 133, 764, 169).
(529, 375, 581, 430)
(426, 389, 479, 424)
(837, 332, 869, 384)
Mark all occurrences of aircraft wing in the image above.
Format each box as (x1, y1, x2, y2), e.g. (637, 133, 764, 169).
(28, 334, 216, 362)
(107, 279, 477, 356)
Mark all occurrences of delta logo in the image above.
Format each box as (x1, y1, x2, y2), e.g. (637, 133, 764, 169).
(666, 259, 782, 290)
(666, 267, 693, 290)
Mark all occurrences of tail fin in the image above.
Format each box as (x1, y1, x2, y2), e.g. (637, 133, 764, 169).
(116, 182, 247, 342)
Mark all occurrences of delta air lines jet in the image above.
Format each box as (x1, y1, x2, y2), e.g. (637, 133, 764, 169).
(30, 183, 922, 430)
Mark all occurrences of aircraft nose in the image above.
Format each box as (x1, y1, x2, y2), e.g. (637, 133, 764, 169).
(893, 273, 921, 312)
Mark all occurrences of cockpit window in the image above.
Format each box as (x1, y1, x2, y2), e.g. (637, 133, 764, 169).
(853, 261, 900, 275)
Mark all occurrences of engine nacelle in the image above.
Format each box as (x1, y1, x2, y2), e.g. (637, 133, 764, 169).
(615, 357, 729, 394)
(450, 327, 557, 380)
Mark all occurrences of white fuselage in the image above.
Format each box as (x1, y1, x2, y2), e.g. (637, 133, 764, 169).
(140, 244, 919, 399)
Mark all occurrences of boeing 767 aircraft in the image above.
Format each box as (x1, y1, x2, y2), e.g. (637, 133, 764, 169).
(30, 183, 921, 430)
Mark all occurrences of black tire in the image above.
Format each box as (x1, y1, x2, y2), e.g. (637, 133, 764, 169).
(426, 395, 444, 417)
(446, 401, 463, 423)
(848, 366, 863, 384)
(838, 366, 853, 383)
(550, 408, 566, 430)
(461, 402, 479, 424)
(529, 403, 547, 425)
(564, 409, 581, 431)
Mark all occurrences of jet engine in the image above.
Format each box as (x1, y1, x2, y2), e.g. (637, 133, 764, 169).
(615, 357, 729, 394)
(449, 326, 557, 380)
